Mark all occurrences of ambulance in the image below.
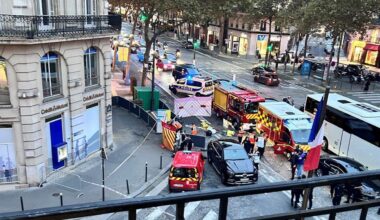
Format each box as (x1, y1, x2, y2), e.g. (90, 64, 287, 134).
(168, 151, 205, 192)
(256, 101, 313, 158)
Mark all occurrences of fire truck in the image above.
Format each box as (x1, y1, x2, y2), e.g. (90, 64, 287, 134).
(213, 81, 265, 128)
(256, 101, 313, 158)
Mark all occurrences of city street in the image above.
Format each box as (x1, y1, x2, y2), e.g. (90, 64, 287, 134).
(105, 23, 380, 220)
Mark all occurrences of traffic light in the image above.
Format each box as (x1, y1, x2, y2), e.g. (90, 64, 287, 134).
(267, 44, 273, 52)
(193, 40, 200, 49)
(139, 12, 148, 22)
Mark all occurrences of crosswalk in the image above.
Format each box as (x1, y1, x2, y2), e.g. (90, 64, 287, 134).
(346, 91, 380, 105)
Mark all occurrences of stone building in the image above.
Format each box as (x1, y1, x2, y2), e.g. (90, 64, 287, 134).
(0, 0, 119, 187)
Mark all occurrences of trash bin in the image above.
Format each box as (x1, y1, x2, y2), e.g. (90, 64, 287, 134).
(133, 86, 159, 110)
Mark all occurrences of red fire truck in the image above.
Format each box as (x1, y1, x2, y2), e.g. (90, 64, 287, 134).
(256, 101, 313, 158)
(213, 81, 265, 128)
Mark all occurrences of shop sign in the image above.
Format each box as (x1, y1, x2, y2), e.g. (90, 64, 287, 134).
(83, 92, 104, 102)
(41, 103, 68, 115)
(258, 35, 266, 41)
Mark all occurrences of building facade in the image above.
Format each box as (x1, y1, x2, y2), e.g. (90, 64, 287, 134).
(205, 16, 290, 57)
(347, 24, 380, 68)
(0, 0, 118, 187)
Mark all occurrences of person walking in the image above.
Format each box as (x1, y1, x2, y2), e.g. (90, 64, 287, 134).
(296, 150, 307, 177)
(289, 151, 298, 180)
(180, 136, 194, 151)
(256, 133, 265, 159)
(364, 79, 371, 92)
(291, 176, 304, 208)
(243, 137, 253, 154)
(344, 183, 354, 203)
(308, 187, 314, 209)
(332, 184, 344, 206)
(237, 126, 245, 144)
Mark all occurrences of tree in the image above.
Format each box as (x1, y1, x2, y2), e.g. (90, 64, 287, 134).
(249, 0, 287, 66)
(303, 0, 380, 81)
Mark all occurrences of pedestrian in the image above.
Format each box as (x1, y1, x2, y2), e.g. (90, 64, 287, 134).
(291, 176, 304, 208)
(289, 151, 298, 180)
(252, 151, 260, 170)
(237, 126, 245, 144)
(308, 187, 314, 209)
(344, 183, 354, 203)
(330, 183, 336, 198)
(332, 184, 344, 206)
(243, 137, 253, 154)
(296, 150, 307, 177)
(191, 123, 198, 135)
(256, 133, 265, 159)
(364, 79, 371, 92)
(4, 166, 11, 182)
(180, 136, 194, 151)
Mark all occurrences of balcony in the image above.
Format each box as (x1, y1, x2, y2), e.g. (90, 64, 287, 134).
(0, 14, 121, 41)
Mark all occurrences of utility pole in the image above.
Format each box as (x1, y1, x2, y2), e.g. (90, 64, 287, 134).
(151, 20, 157, 111)
(301, 86, 330, 213)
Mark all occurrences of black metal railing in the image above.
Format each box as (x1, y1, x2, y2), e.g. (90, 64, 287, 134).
(0, 170, 379, 220)
(0, 14, 121, 39)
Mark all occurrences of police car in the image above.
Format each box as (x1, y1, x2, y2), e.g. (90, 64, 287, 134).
(169, 76, 214, 96)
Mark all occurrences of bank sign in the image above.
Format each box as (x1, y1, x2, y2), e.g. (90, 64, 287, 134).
(257, 35, 266, 41)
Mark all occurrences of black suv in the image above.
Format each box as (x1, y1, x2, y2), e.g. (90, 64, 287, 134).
(207, 139, 258, 185)
(172, 64, 200, 80)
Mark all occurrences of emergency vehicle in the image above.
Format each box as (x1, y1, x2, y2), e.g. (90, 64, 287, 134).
(169, 151, 205, 192)
(169, 76, 214, 96)
(256, 101, 313, 158)
(213, 81, 265, 128)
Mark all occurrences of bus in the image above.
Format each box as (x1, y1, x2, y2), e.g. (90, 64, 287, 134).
(305, 93, 380, 170)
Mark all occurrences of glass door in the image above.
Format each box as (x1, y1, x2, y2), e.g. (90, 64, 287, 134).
(38, 0, 54, 29)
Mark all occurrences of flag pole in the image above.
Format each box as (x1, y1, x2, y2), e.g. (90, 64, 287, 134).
(301, 86, 330, 212)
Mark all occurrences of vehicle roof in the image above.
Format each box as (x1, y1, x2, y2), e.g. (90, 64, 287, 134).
(218, 81, 264, 102)
(260, 101, 312, 120)
(192, 76, 212, 82)
(307, 93, 380, 127)
(172, 151, 203, 168)
(323, 156, 366, 172)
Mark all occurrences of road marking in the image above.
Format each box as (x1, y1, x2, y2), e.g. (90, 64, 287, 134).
(146, 177, 169, 196)
(146, 206, 170, 220)
(185, 201, 201, 219)
(203, 210, 218, 220)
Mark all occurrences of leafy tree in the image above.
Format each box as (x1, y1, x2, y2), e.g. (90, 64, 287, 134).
(304, 0, 380, 81)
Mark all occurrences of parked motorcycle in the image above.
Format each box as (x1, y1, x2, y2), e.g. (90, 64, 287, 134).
(333, 64, 348, 78)
(350, 74, 364, 84)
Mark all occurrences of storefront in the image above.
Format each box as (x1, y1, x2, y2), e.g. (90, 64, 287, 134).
(348, 40, 366, 63)
(363, 43, 380, 67)
(228, 35, 248, 56)
(83, 103, 100, 156)
(0, 125, 17, 183)
(256, 34, 267, 57)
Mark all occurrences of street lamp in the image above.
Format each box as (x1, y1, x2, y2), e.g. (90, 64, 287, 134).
(151, 23, 157, 111)
(100, 147, 107, 201)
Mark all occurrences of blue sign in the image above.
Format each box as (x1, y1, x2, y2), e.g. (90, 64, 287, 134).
(257, 35, 266, 41)
(301, 60, 312, 75)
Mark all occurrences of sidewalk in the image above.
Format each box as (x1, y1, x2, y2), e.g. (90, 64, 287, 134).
(0, 95, 172, 213)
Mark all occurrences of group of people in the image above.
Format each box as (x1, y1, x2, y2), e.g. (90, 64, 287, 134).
(289, 146, 307, 179)
(237, 126, 267, 159)
(330, 182, 362, 206)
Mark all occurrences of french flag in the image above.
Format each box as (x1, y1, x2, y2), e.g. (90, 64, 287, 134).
(304, 97, 325, 171)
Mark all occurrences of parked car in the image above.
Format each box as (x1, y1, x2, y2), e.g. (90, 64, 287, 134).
(172, 64, 200, 80)
(254, 72, 280, 86)
(207, 139, 258, 185)
(156, 59, 174, 71)
(168, 151, 205, 192)
(316, 156, 380, 201)
(182, 40, 194, 49)
(169, 76, 214, 96)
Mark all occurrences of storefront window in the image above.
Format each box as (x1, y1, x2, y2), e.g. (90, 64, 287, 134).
(0, 58, 10, 105)
(0, 125, 18, 183)
(239, 38, 248, 56)
(365, 50, 378, 65)
(84, 47, 99, 88)
(41, 52, 61, 98)
(353, 47, 363, 62)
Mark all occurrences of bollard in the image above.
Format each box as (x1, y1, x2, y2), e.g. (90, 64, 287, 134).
(160, 154, 163, 170)
(59, 193, 63, 207)
(20, 196, 24, 211)
(126, 179, 130, 195)
(145, 162, 148, 182)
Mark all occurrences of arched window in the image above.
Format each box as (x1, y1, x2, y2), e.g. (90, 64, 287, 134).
(84, 47, 99, 87)
(41, 52, 61, 98)
(0, 57, 10, 105)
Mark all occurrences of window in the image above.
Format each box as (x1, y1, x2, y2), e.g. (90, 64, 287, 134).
(242, 24, 245, 30)
(260, 21, 266, 31)
(41, 52, 61, 98)
(65, 0, 77, 15)
(235, 23, 239, 29)
(84, 47, 99, 87)
(275, 25, 281, 32)
(0, 58, 10, 105)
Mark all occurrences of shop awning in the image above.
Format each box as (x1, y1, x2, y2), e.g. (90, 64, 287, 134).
(364, 44, 380, 51)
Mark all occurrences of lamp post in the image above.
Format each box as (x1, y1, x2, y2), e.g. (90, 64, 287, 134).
(100, 147, 107, 201)
(151, 23, 156, 111)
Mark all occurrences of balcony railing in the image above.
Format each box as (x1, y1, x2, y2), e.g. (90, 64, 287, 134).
(0, 14, 121, 39)
(0, 170, 379, 220)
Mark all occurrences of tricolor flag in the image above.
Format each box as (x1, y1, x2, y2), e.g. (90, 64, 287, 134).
(304, 97, 325, 171)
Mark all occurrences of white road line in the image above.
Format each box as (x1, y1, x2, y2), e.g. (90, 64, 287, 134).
(184, 201, 201, 219)
(145, 206, 170, 220)
(146, 177, 169, 196)
(347, 91, 375, 94)
(202, 210, 218, 220)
